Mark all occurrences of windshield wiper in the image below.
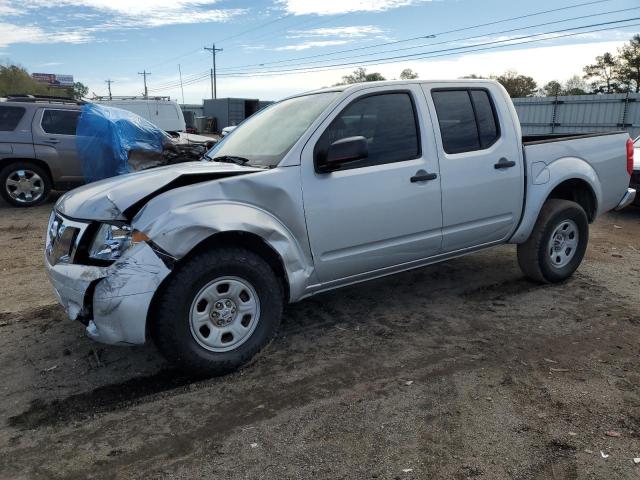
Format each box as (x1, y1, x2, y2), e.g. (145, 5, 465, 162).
(211, 155, 250, 166)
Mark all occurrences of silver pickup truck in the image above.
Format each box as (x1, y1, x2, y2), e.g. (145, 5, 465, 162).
(45, 80, 636, 375)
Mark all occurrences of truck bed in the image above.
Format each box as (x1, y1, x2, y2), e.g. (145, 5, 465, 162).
(522, 131, 630, 216)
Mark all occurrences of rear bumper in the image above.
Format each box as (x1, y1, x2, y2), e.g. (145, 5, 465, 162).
(615, 188, 636, 210)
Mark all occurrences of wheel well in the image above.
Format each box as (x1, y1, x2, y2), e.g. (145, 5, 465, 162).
(546, 179, 597, 222)
(145, 231, 290, 342)
(0, 158, 53, 183)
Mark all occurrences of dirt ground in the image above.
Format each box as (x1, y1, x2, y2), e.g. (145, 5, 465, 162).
(0, 195, 639, 480)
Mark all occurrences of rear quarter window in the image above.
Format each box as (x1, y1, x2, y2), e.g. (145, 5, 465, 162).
(0, 106, 26, 132)
(431, 89, 501, 154)
(41, 109, 80, 136)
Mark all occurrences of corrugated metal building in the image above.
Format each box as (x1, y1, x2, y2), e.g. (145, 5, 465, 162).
(513, 93, 639, 139)
(180, 104, 204, 129)
(203, 98, 273, 132)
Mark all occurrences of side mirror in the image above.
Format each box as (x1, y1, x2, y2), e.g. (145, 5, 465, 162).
(318, 136, 368, 172)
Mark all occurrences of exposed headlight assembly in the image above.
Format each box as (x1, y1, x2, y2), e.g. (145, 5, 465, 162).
(88, 223, 149, 262)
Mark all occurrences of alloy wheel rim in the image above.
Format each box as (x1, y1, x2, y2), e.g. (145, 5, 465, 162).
(548, 219, 579, 268)
(5, 169, 44, 203)
(189, 276, 260, 353)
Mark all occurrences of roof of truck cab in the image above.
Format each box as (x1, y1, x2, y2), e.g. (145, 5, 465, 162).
(287, 78, 502, 100)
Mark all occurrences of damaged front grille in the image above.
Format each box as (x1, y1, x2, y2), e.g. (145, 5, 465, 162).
(46, 212, 90, 265)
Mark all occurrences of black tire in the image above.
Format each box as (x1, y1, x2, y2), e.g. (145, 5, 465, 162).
(0, 161, 52, 207)
(153, 247, 283, 377)
(517, 199, 589, 283)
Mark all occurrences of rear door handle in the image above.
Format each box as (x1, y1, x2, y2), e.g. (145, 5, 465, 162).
(410, 171, 438, 183)
(494, 158, 516, 169)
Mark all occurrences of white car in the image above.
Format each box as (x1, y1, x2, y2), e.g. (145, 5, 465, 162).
(221, 125, 237, 137)
(94, 97, 186, 133)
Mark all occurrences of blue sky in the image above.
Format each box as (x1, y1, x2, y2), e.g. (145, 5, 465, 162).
(0, 0, 638, 102)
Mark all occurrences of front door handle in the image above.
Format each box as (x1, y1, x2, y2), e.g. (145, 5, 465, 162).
(44, 138, 60, 144)
(494, 158, 516, 169)
(411, 170, 438, 183)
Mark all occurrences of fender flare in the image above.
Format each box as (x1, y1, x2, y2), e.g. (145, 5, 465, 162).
(509, 157, 601, 244)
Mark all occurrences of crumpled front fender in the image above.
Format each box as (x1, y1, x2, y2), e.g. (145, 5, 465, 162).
(134, 201, 314, 302)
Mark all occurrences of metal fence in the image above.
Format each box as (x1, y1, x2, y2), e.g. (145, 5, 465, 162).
(513, 92, 640, 139)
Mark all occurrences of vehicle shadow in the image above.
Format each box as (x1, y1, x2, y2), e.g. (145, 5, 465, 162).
(6, 246, 528, 430)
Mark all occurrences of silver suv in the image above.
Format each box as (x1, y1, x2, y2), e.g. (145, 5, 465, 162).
(0, 95, 83, 207)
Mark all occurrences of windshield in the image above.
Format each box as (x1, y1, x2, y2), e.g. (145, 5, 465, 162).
(205, 92, 339, 168)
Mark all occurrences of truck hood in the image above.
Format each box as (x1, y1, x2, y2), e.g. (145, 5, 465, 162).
(55, 161, 264, 221)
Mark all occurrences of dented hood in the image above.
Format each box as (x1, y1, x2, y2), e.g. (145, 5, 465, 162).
(55, 161, 264, 221)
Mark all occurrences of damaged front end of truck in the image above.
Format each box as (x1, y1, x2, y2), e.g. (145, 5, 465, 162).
(44, 160, 314, 346)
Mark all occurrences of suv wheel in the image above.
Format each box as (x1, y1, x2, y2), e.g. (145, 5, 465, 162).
(517, 199, 589, 283)
(153, 247, 283, 376)
(0, 162, 51, 207)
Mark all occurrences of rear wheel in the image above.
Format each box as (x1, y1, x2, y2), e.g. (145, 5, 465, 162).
(517, 199, 589, 283)
(0, 162, 51, 207)
(153, 247, 283, 377)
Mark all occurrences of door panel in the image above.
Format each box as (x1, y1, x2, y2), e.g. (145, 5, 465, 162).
(424, 85, 523, 252)
(32, 108, 82, 184)
(301, 85, 443, 283)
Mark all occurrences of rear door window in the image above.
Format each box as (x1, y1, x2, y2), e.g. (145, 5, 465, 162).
(41, 109, 80, 136)
(431, 89, 500, 154)
(0, 106, 26, 131)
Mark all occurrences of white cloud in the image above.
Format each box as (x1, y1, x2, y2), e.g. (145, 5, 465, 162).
(1, 1, 245, 39)
(276, 40, 350, 51)
(135, 39, 629, 104)
(0, 22, 92, 48)
(288, 25, 383, 39)
(278, 0, 431, 15)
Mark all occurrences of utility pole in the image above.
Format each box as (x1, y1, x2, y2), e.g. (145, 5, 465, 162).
(138, 70, 151, 98)
(178, 64, 185, 105)
(204, 44, 223, 99)
(105, 79, 115, 100)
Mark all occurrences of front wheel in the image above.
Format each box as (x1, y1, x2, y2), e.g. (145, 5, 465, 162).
(517, 199, 589, 283)
(153, 247, 283, 377)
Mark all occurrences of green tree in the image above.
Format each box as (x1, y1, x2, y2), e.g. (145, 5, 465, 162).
(494, 70, 537, 97)
(617, 34, 640, 93)
(460, 74, 486, 79)
(0, 64, 49, 97)
(399, 68, 419, 80)
(66, 81, 88, 100)
(583, 52, 620, 93)
(542, 80, 562, 96)
(563, 75, 588, 95)
(335, 67, 386, 85)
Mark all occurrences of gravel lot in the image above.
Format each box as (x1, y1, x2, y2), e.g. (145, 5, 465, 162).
(0, 195, 639, 480)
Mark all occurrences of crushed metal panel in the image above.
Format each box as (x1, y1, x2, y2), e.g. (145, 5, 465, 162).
(133, 166, 316, 301)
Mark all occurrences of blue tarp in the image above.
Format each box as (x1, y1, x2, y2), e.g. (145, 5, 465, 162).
(76, 103, 165, 182)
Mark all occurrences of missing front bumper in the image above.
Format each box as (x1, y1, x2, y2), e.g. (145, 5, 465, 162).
(45, 242, 171, 345)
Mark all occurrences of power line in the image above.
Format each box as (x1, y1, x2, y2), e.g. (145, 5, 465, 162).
(216, 0, 617, 71)
(215, 17, 640, 76)
(217, 6, 637, 73)
(146, 13, 295, 72)
(148, 20, 639, 91)
(148, 0, 619, 89)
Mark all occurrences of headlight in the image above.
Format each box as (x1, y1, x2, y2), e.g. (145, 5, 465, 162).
(89, 223, 133, 262)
